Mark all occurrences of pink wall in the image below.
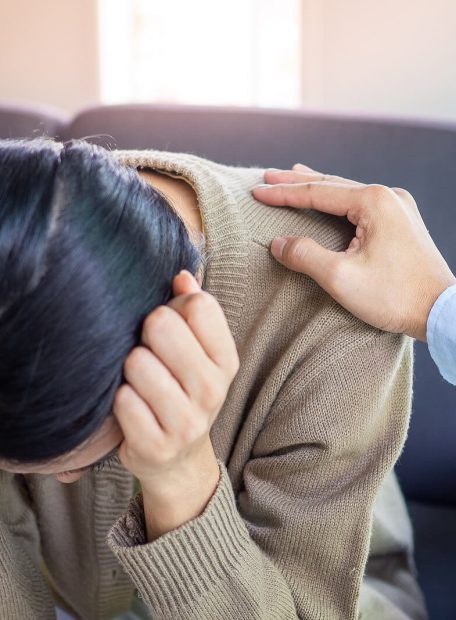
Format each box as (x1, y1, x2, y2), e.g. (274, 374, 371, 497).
(1, 0, 455, 121)
(301, 0, 456, 121)
(0, 0, 100, 113)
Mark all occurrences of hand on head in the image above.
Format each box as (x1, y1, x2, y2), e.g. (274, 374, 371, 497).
(253, 164, 456, 341)
(113, 270, 238, 497)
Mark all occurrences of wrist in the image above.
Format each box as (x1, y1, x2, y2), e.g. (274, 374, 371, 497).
(140, 439, 220, 541)
(139, 435, 217, 497)
(408, 273, 456, 342)
(419, 272, 456, 342)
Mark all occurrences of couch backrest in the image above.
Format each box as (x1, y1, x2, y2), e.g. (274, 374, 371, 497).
(0, 102, 68, 141)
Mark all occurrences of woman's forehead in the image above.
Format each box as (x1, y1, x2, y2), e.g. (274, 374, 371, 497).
(0, 416, 123, 475)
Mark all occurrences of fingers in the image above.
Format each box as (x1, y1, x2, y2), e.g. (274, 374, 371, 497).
(166, 289, 239, 376)
(122, 347, 191, 432)
(171, 272, 237, 371)
(263, 168, 362, 187)
(271, 236, 346, 292)
(141, 305, 219, 400)
(132, 269, 237, 406)
(113, 272, 237, 484)
(253, 181, 366, 222)
(137, 270, 238, 404)
(114, 382, 164, 439)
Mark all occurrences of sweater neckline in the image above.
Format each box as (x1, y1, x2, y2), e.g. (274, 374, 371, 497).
(113, 149, 250, 339)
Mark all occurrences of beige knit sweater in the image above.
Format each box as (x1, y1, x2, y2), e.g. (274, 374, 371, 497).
(0, 150, 427, 620)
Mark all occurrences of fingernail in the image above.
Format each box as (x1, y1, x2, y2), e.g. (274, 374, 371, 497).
(271, 237, 287, 258)
(254, 183, 273, 190)
(266, 168, 282, 172)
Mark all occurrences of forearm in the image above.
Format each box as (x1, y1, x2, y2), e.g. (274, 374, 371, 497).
(108, 460, 300, 620)
(140, 437, 220, 542)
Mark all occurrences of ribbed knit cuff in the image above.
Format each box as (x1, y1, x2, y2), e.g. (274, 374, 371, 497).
(107, 461, 252, 618)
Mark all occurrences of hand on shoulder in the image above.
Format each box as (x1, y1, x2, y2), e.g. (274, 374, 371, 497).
(253, 164, 456, 341)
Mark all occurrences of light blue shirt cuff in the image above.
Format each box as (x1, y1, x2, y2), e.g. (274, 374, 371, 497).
(427, 283, 456, 385)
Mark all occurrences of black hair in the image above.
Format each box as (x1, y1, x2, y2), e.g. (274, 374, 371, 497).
(0, 137, 201, 462)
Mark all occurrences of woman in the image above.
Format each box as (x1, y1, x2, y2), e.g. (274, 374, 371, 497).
(0, 138, 426, 619)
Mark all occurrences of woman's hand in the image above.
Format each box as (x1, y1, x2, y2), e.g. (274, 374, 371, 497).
(253, 165, 456, 341)
(113, 270, 239, 541)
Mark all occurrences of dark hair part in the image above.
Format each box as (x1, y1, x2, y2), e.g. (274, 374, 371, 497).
(0, 137, 201, 462)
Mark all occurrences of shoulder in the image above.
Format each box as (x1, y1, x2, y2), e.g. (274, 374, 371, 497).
(181, 157, 356, 254)
(112, 150, 353, 255)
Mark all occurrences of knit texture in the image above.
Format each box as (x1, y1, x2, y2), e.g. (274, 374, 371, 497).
(0, 150, 427, 620)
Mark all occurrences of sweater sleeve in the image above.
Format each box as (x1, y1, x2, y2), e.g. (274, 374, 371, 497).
(0, 472, 56, 620)
(107, 331, 416, 620)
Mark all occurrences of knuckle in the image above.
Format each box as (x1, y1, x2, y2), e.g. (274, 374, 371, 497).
(118, 443, 131, 463)
(321, 173, 338, 183)
(178, 422, 194, 444)
(195, 414, 211, 435)
(187, 291, 218, 314)
(180, 418, 206, 443)
(325, 259, 344, 291)
(124, 346, 148, 375)
(143, 306, 173, 338)
(391, 186, 406, 198)
(201, 380, 224, 409)
(153, 449, 172, 466)
(122, 443, 138, 462)
(365, 183, 394, 205)
(393, 187, 416, 206)
(284, 238, 310, 266)
(276, 184, 289, 204)
(114, 384, 133, 409)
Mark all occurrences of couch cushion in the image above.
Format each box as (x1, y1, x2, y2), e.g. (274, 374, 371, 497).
(407, 500, 456, 620)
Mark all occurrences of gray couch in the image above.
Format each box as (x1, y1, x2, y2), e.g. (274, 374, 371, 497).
(1, 101, 455, 620)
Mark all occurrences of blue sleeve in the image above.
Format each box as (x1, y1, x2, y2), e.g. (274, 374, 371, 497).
(427, 283, 456, 385)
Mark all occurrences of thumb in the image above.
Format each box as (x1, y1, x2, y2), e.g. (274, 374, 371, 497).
(271, 237, 343, 288)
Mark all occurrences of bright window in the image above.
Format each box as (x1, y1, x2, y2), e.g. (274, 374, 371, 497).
(97, 0, 301, 108)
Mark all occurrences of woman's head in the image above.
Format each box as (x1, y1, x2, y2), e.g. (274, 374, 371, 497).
(0, 137, 201, 468)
